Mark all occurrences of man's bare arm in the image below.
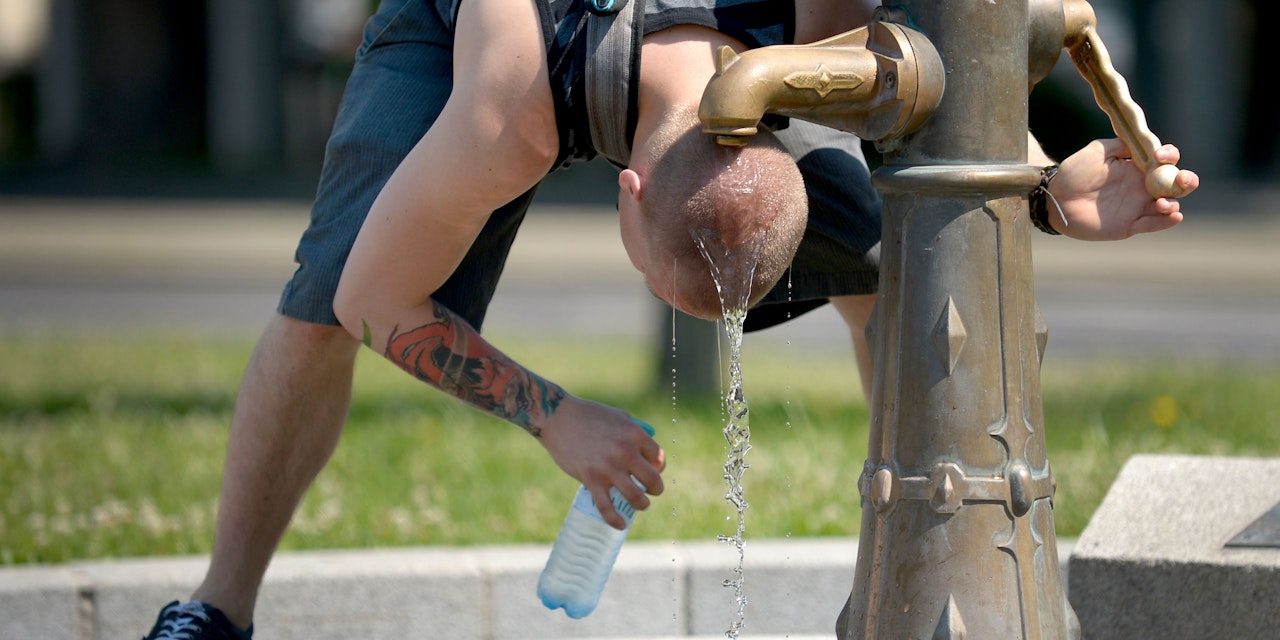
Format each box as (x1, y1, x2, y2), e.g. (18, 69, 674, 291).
(374, 301, 565, 435)
(338, 0, 559, 315)
(332, 0, 665, 529)
(359, 298, 664, 529)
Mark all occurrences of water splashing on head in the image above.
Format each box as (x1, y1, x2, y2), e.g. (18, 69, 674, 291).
(630, 110, 808, 321)
(689, 225, 764, 321)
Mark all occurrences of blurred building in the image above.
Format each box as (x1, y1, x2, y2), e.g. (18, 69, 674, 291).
(0, 0, 1274, 198)
(0, 0, 367, 196)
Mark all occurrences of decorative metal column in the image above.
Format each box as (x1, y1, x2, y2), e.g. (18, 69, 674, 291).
(698, 1, 1184, 637)
(838, 0, 1077, 634)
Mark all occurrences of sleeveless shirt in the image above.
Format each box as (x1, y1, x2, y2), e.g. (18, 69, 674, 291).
(536, 0, 795, 168)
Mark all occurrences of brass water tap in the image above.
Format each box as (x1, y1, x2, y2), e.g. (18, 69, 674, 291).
(698, 10, 943, 150)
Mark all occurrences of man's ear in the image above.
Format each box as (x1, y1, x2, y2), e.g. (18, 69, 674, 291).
(618, 169, 642, 203)
(616, 168, 648, 274)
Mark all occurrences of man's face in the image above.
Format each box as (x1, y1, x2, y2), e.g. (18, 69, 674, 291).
(618, 185, 682, 311)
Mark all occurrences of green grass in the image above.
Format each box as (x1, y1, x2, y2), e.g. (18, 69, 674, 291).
(2, 332, 1278, 565)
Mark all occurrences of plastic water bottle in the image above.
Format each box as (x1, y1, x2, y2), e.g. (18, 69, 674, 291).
(537, 418, 655, 619)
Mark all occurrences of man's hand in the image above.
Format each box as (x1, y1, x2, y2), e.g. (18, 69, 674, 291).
(1046, 139, 1200, 240)
(537, 397, 666, 530)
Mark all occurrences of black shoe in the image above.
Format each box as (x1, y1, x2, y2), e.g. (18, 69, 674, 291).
(142, 600, 253, 640)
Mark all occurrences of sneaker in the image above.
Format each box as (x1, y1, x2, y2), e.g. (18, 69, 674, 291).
(142, 600, 253, 640)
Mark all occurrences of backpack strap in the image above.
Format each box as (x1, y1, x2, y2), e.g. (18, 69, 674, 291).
(583, 0, 645, 167)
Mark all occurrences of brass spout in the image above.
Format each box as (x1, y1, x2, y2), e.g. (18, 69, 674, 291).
(699, 16, 944, 149)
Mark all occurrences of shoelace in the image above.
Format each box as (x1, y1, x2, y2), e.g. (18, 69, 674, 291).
(152, 601, 212, 640)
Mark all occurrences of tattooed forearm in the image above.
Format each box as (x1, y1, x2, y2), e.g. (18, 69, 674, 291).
(374, 301, 566, 435)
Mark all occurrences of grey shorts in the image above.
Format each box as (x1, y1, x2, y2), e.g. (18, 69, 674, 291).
(747, 118, 882, 331)
(278, 0, 881, 333)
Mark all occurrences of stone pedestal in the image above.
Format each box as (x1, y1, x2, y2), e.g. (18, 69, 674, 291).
(1068, 454, 1280, 639)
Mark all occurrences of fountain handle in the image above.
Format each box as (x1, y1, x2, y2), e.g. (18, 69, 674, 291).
(1062, 0, 1184, 198)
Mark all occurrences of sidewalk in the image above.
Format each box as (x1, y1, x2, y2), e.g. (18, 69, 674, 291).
(0, 535, 1074, 640)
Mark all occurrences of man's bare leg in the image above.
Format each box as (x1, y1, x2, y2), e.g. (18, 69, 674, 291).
(831, 293, 876, 401)
(189, 313, 360, 630)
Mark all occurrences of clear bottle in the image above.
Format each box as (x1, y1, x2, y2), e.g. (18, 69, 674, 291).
(537, 418, 654, 619)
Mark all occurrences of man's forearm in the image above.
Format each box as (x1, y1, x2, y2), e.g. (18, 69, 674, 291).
(369, 299, 566, 436)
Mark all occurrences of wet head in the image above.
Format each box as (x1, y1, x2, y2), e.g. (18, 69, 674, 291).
(634, 121, 808, 321)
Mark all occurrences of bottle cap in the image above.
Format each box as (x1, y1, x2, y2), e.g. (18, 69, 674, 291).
(629, 417, 655, 436)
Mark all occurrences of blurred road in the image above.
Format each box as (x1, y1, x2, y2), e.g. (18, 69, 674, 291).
(1, 193, 1277, 361)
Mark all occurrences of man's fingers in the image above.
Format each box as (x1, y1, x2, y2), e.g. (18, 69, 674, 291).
(1176, 168, 1200, 195)
(1153, 144, 1183, 166)
(641, 436, 666, 473)
(629, 441, 664, 502)
(1131, 210, 1184, 236)
(616, 475, 651, 512)
(590, 485, 627, 530)
(635, 463, 663, 498)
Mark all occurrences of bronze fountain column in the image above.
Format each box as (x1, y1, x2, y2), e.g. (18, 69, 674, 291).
(699, 1, 1183, 638)
(839, 1, 1073, 635)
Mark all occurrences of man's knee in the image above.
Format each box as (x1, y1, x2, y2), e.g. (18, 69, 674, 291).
(831, 293, 877, 329)
(262, 313, 361, 362)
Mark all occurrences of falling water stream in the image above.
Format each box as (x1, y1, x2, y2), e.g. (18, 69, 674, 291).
(717, 307, 751, 639)
(692, 227, 763, 639)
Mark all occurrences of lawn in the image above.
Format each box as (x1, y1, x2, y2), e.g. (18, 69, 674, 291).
(2, 332, 1277, 565)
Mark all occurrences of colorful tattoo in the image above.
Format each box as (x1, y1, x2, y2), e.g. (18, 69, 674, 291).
(376, 301, 565, 436)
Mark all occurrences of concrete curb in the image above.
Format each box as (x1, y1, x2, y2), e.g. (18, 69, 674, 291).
(0, 537, 1075, 640)
(1069, 455, 1280, 639)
